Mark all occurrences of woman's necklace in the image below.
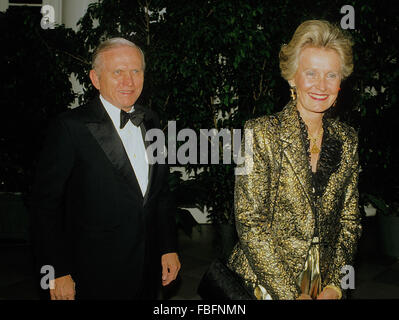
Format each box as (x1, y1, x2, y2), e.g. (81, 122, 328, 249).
(309, 128, 323, 154)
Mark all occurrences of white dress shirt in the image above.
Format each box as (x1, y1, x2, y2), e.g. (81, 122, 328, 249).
(100, 95, 149, 196)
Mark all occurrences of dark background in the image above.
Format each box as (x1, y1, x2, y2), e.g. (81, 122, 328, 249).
(0, 0, 398, 300)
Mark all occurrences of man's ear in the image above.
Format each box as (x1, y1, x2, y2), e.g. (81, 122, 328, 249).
(89, 69, 100, 90)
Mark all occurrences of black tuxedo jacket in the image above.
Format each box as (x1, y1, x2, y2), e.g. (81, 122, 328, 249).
(30, 96, 177, 299)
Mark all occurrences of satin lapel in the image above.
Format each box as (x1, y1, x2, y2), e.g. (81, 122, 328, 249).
(278, 103, 315, 214)
(140, 121, 155, 206)
(85, 98, 143, 201)
(136, 105, 157, 206)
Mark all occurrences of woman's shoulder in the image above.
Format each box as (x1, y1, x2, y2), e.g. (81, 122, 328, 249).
(327, 118, 358, 145)
(243, 113, 280, 134)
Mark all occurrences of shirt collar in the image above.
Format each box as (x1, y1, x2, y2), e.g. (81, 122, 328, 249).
(99, 95, 135, 129)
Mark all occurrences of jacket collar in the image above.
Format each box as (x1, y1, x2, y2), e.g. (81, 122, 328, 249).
(278, 101, 300, 144)
(84, 95, 152, 126)
(277, 101, 315, 213)
(84, 96, 157, 205)
(276, 101, 344, 215)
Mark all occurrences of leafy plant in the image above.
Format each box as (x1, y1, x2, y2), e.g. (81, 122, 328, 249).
(1, 0, 398, 225)
(0, 7, 77, 193)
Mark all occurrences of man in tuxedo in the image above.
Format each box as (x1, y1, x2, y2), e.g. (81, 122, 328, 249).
(30, 38, 180, 300)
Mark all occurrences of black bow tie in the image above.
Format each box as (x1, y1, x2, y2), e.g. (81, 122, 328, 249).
(120, 109, 145, 129)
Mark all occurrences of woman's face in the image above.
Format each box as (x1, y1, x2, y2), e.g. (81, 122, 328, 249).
(290, 46, 341, 116)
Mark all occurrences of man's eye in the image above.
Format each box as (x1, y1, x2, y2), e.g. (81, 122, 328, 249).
(114, 70, 121, 75)
(327, 73, 338, 79)
(306, 71, 315, 77)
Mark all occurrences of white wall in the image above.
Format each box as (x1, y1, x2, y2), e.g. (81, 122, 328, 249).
(43, 0, 62, 25)
(61, 0, 97, 31)
(0, 0, 8, 12)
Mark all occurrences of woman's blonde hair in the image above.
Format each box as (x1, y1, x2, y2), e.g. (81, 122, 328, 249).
(279, 20, 354, 81)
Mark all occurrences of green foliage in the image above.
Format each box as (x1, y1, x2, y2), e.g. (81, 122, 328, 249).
(1, 0, 398, 221)
(341, 0, 399, 216)
(0, 7, 77, 192)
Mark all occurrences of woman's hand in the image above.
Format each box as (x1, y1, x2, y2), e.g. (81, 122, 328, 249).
(316, 287, 340, 299)
(296, 293, 312, 300)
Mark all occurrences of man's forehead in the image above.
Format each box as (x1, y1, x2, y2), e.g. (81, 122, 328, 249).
(101, 45, 140, 58)
(101, 47, 142, 66)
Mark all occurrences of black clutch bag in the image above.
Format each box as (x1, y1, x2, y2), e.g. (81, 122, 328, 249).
(197, 258, 255, 300)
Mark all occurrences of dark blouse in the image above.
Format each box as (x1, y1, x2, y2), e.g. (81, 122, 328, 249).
(297, 112, 343, 238)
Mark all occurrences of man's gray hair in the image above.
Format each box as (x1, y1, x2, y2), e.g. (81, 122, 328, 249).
(91, 37, 146, 72)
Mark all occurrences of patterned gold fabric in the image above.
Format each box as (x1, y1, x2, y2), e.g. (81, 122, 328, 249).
(227, 101, 362, 300)
(296, 237, 321, 299)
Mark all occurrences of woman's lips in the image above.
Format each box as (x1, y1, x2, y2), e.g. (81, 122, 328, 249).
(308, 93, 328, 101)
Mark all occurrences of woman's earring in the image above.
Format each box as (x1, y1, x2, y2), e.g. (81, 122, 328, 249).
(290, 86, 297, 102)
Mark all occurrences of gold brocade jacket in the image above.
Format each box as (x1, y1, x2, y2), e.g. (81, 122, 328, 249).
(227, 102, 362, 300)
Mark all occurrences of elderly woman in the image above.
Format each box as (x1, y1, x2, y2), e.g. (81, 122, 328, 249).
(228, 20, 362, 300)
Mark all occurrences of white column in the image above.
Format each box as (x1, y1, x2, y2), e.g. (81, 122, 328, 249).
(43, 0, 62, 26)
(62, 0, 97, 31)
(0, 0, 9, 12)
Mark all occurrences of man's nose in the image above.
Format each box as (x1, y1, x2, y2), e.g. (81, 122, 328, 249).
(122, 72, 134, 86)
